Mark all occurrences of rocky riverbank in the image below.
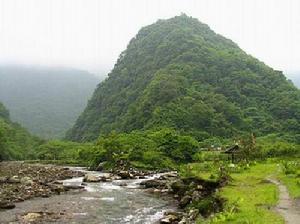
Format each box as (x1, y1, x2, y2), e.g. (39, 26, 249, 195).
(85, 163, 227, 223)
(139, 172, 227, 223)
(0, 162, 84, 210)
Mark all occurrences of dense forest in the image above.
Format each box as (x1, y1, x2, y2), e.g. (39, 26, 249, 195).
(0, 102, 41, 160)
(67, 14, 300, 143)
(0, 66, 99, 139)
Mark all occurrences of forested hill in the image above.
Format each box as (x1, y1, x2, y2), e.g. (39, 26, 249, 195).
(0, 102, 40, 160)
(67, 14, 300, 142)
(0, 66, 99, 139)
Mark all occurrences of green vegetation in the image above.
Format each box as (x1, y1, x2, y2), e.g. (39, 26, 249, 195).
(0, 66, 99, 139)
(181, 160, 284, 223)
(0, 102, 42, 160)
(210, 163, 284, 224)
(35, 140, 93, 165)
(278, 159, 300, 198)
(75, 128, 199, 169)
(67, 14, 300, 143)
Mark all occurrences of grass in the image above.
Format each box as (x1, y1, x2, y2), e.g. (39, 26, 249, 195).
(279, 174, 300, 198)
(212, 163, 284, 223)
(277, 158, 300, 198)
(188, 161, 285, 224)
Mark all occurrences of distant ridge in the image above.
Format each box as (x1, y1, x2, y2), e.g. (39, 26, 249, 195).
(0, 65, 99, 139)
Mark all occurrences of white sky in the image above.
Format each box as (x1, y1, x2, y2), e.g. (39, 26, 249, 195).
(0, 0, 299, 75)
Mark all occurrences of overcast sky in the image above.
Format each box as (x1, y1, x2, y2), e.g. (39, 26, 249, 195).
(0, 0, 299, 76)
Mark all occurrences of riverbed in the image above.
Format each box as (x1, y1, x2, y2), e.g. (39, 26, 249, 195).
(0, 167, 177, 224)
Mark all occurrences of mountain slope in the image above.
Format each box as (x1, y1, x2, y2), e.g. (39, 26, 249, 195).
(0, 102, 40, 160)
(0, 66, 99, 139)
(67, 14, 300, 142)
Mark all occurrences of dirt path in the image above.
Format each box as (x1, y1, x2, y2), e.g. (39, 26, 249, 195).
(268, 179, 300, 224)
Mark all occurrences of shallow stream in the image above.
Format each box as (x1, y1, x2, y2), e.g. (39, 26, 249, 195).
(0, 168, 176, 224)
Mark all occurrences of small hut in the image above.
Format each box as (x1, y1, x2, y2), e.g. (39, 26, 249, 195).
(224, 144, 240, 163)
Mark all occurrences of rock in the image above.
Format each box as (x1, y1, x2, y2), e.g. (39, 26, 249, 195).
(63, 185, 85, 190)
(179, 195, 192, 208)
(50, 184, 65, 194)
(22, 212, 42, 222)
(8, 176, 20, 183)
(83, 174, 101, 182)
(96, 162, 107, 171)
(102, 173, 111, 179)
(164, 172, 178, 178)
(118, 171, 132, 179)
(170, 180, 186, 195)
(196, 185, 203, 190)
(118, 182, 128, 187)
(0, 200, 15, 209)
(173, 194, 180, 199)
(178, 217, 188, 224)
(21, 176, 34, 185)
(140, 179, 163, 188)
(161, 189, 169, 193)
(52, 180, 63, 184)
(100, 173, 112, 182)
(191, 191, 201, 201)
(188, 209, 199, 220)
(0, 176, 8, 183)
(160, 214, 179, 223)
(112, 175, 122, 180)
(153, 189, 161, 194)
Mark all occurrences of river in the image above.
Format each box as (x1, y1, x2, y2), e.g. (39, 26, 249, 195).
(0, 168, 177, 224)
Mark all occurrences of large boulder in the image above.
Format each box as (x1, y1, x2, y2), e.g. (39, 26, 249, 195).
(160, 214, 180, 224)
(140, 179, 164, 188)
(117, 171, 133, 179)
(83, 174, 101, 182)
(7, 176, 20, 183)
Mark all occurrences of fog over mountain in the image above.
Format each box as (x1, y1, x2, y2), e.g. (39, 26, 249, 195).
(0, 0, 300, 75)
(286, 73, 300, 88)
(0, 65, 100, 139)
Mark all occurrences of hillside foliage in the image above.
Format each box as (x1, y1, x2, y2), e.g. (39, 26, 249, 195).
(0, 102, 42, 160)
(67, 14, 300, 142)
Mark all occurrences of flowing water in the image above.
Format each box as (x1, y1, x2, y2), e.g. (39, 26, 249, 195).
(0, 168, 176, 224)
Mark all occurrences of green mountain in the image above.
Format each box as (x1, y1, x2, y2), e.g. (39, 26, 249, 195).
(0, 102, 41, 160)
(67, 14, 300, 142)
(0, 66, 99, 139)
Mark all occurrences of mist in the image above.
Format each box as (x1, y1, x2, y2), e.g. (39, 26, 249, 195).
(0, 0, 299, 77)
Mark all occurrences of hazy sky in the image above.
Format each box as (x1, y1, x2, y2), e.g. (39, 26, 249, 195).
(0, 0, 299, 75)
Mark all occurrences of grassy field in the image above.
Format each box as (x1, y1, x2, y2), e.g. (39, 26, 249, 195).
(277, 158, 300, 199)
(182, 159, 296, 224)
(210, 162, 284, 224)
